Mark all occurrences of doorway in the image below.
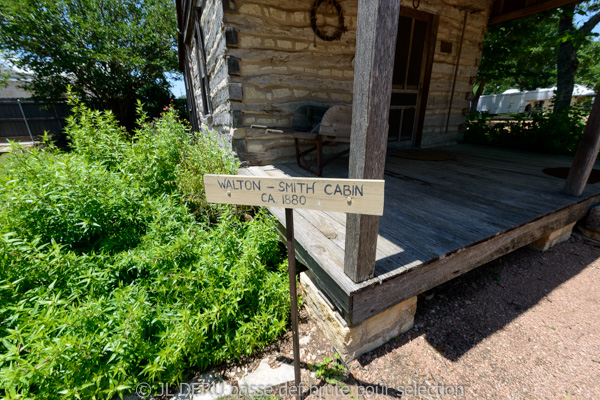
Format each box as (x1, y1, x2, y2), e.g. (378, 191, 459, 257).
(389, 8, 437, 147)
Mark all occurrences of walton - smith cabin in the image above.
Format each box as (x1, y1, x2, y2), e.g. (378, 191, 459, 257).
(177, 0, 600, 359)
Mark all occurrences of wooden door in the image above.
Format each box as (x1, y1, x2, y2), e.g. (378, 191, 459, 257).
(389, 9, 437, 146)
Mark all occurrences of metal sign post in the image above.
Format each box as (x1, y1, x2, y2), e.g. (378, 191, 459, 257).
(285, 208, 301, 395)
(204, 174, 385, 398)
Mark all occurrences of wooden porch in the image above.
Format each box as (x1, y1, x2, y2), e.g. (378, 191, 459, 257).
(242, 144, 600, 325)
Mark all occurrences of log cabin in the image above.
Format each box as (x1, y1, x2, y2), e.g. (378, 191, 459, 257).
(177, 0, 600, 360)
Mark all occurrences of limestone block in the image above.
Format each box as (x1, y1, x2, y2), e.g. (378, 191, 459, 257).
(330, 93, 352, 102)
(238, 4, 262, 17)
(232, 128, 246, 139)
(269, 8, 287, 22)
(277, 40, 293, 50)
(245, 87, 266, 100)
(586, 206, 600, 232)
(300, 272, 417, 362)
(243, 64, 259, 73)
(240, 36, 262, 47)
(273, 88, 292, 99)
(292, 11, 307, 23)
(294, 89, 309, 97)
(529, 222, 576, 251)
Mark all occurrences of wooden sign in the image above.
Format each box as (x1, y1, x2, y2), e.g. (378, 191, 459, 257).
(204, 174, 385, 215)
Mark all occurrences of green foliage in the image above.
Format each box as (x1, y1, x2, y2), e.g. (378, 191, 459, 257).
(0, 101, 288, 399)
(478, 12, 560, 95)
(0, 148, 150, 253)
(0, 0, 178, 128)
(310, 354, 347, 387)
(465, 107, 588, 155)
(0, 66, 8, 90)
(576, 40, 600, 90)
(476, 1, 600, 97)
(176, 131, 240, 219)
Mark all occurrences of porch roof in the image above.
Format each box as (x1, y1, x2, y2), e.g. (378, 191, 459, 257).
(489, 0, 585, 25)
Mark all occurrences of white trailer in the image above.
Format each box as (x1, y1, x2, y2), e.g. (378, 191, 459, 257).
(477, 85, 595, 115)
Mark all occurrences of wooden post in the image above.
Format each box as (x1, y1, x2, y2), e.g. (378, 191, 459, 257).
(344, 0, 400, 283)
(562, 97, 600, 196)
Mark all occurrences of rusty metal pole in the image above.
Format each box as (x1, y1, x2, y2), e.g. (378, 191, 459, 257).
(17, 99, 34, 142)
(285, 208, 301, 399)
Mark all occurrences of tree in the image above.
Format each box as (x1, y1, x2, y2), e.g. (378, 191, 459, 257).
(0, 0, 178, 129)
(0, 67, 8, 90)
(576, 40, 600, 90)
(472, 11, 559, 112)
(555, 1, 600, 114)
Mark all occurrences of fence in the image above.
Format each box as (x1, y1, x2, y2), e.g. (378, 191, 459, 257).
(0, 99, 70, 143)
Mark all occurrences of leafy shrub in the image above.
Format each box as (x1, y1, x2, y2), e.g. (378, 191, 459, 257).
(465, 107, 588, 156)
(1, 149, 149, 253)
(177, 130, 240, 218)
(0, 101, 287, 399)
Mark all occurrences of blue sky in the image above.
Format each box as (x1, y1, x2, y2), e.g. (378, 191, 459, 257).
(169, 74, 186, 98)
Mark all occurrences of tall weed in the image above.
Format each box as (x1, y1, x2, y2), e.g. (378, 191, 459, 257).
(0, 100, 287, 399)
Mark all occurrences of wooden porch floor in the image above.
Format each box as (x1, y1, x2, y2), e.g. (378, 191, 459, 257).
(241, 144, 600, 325)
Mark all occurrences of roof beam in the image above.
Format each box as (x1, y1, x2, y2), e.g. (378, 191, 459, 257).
(489, 0, 583, 25)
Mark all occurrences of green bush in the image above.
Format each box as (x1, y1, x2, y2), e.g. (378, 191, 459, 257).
(1, 149, 149, 253)
(0, 101, 288, 399)
(464, 107, 588, 156)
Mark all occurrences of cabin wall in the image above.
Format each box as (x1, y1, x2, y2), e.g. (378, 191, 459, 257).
(222, 0, 358, 164)
(186, 0, 234, 142)
(410, 0, 493, 147)
(186, 0, 493, 163)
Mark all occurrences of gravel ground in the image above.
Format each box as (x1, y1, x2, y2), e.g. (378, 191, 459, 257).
(208, 234, 600, 400)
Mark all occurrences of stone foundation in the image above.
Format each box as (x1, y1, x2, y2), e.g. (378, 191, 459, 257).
(300, 271, 417, 361)
(528, 222, 576, 251)
(578, 205, 600, 242)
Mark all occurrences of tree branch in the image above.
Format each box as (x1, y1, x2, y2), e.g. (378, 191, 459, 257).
(580, 11, 600, 34)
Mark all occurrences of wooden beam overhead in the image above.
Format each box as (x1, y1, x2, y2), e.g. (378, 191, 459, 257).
(489, 0, 583, 25)
(344, 0, 400, 283)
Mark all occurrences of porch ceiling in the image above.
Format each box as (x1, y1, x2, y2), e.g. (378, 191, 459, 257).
(489, 0, 585, 25)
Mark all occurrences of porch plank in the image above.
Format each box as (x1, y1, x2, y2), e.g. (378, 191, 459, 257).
(384, 156, 575, 212)
(352, 197, 596, 323)
(240, 145, 600, 324)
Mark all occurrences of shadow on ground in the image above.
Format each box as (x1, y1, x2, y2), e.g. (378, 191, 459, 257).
(356, 235, 600, 364)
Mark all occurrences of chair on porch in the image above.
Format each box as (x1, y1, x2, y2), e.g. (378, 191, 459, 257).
(291, 104, 352, 176)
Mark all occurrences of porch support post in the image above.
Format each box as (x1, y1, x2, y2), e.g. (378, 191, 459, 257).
(344, 0, 400, 283)
(562, 97, 600, 196)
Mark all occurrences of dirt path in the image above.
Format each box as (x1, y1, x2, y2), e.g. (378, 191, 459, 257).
(211, 234, 600, 400)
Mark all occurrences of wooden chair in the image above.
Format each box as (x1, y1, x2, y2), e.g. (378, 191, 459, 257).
(291, 104, 352, 176)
